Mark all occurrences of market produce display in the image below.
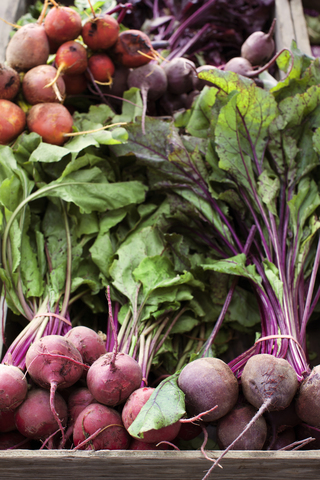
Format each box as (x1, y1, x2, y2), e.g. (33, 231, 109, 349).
(1, 0, 320, 477)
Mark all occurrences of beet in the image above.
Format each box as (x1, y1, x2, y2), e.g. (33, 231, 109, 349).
(295, 364, 320, 427)
(14, 388, 68, 441)
(241, 354, 299, 411)
(216, 403, 267, 450)
(87, 54, 115, 85)
(26, 103, 74, 146)
(64, 326, 106, 369)
(54, 40, 88, 77)
(0, 364, 28, 412)
(241, 18, 276, 66)
(86, 352, 142, 407)
(178, 357, 239, 422)
(127, 62, 167, 134)
(25, 335, 84, 444)
(163, 57, 197, 95)
(6, 23, 50, 72)
(224, 57, 254, 77)
(111, 30, 154, 68)
(0, 100, 26, 145)
(73, 403, 130, 450)
(0, 64, 20, 100)
(82, 14, 119, 51)
(22, 64, 66, 104)
(44, 4, 82, 45)
(122, 387, 181, 444)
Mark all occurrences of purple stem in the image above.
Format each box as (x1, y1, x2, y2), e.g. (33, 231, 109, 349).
(300, 234, 320, 339)
(168, 0, 217, 48)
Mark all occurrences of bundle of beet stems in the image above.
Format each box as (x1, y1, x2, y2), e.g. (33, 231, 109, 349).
(108, 42, 320, 473)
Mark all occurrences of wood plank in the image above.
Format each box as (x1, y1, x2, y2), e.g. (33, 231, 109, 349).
(291, 0, 312, 55)
(0, 0, 27, 63)
(1, 450, 320, 480)
(274, 0, 295, 52)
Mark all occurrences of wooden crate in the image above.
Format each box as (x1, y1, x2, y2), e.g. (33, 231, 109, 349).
(1, 449, 320, 480)
(0, 1, 319, 479)
(274, 0, 312, 55)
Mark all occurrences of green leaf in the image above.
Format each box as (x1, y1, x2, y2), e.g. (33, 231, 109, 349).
(257, 169, 280, 216)
(185, 86, 218, 138)
(109, 226, 166, 304)
(29, 143, 70, 163)
(20, 228, 45, 298)
(128, 372, 185, 438)
(263, 260, 283, 304)
(201, 254, 262, 285)
(40, 175, 148, 214)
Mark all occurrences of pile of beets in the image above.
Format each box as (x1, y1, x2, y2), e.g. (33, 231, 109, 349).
(0, 0, 280, 146)
(3, 0, 319, 472)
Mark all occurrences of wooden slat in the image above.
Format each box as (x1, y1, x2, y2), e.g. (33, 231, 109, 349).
(1, 450, 320, 479)
(0, 0, 27, 63)
(291, 0, 312, 55)
(274, 0, 295, 52)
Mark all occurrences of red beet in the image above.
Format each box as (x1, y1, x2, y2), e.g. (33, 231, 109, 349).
(64, 326, 106, 369)
(44, 5, 82, 45)
(163, 57, 197, 95)
(111, 30, 154, 68)
(73, 403, 130, 450)
(82, 14, 119, 51)
(178, 357, 239, 422)
(295, 364, 320, 427)
(0, 64, 20, 100)
(22, 64, 66, 104)
(0, 364, 28, 412)
(26, 103, 74, 146)
(6, 23, 50, 72)
(46, 40, 88, 90)
(87, 54, 115, 84)
(14, 388, 68, 441)
(25, 335, 84, 443)
(0, 99, 26, 145)
(241, 18, 276, 66)
(86, 352, 142, 407)
(122, 387, 181, 443)
(216, 403, 267, 450)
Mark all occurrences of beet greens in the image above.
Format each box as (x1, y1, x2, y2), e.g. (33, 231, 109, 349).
(111, 44, 320, 385)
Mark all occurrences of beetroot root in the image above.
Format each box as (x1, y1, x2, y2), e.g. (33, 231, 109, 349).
(0, 364, 28, 411)
(241, 354, 299, 411)
(217, 403, 267, 450)
(14, 388, 68, 440)
(0, 99, 26, 145)
(64, 326, 106, 369)
(6, 24, 50, 72)
(22, 64, 66, 104)
(86, 352, 142, 407)
(122, 387, 181, 444)
(0, 64, 20, 100)
(178, 357, 239, 421)
(26, 103, 74, 145)
(295, 364, 320, 427)
(73, 403, 130, 450)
